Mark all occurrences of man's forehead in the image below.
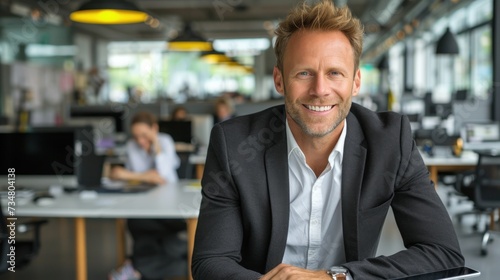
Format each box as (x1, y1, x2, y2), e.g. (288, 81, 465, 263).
(282, 30, 356, 68)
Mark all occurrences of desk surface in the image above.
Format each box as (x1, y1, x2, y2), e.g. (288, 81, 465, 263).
(420, 150, 478, 166)
(13, 179, 202, 219)
(189, 153, 206, 165)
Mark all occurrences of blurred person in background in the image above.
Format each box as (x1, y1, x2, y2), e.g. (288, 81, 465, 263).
(109, 111, 187, 280)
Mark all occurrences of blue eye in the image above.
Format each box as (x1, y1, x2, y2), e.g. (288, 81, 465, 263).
(298, 71, 309, 76)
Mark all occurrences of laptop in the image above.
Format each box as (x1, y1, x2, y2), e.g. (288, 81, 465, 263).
(461, 122, 500, 151)
(391, 267, 480, 280)
(76, 154, 156, 193)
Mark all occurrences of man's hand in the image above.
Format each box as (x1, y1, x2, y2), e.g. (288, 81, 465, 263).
(149, 130, 161, 155)
(140, 170, 166, 185)
(260, 264, 332, 280)
(110, 166, 128, 180)
(110, 166, 166, 185)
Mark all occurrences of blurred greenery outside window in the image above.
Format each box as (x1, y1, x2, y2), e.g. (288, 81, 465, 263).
(107, 42, 255, 103)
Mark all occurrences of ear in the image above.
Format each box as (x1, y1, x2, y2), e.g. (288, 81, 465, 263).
(352, 68, 361, 97)
(273, 66, 285, 96)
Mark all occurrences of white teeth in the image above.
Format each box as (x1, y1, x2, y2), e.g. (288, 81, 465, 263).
(307, 105, 333, 112)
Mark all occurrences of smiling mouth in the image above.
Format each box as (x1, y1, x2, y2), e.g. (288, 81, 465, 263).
(304, 104, 334, 112)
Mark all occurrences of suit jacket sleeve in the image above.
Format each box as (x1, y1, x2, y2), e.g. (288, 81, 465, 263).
(342, 116, 464, 279)
(192, 124, 263, 280)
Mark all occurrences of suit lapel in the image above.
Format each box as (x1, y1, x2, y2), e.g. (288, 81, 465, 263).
(341, 112, 367, 262)
(264, 107, 290, 271)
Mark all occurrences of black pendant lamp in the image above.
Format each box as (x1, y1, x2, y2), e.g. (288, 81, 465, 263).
(70, 0, 148, 24)
(436, 27, 459, 55)
(168, 23, 212, 52)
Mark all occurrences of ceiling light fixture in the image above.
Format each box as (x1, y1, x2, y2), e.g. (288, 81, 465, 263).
(200, 50, 230, 64)
(168, 23, 212, 52)
(435, 27, 459, 54)
(435, 0, 459, 55)
(70, 0, 148, 25)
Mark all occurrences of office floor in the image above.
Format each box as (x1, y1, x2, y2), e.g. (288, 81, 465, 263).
(2, 185, 499, 280)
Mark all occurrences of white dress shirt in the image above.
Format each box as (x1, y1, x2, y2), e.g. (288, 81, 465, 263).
(282, 120, 347, 272)
(125, 132, 180, 183)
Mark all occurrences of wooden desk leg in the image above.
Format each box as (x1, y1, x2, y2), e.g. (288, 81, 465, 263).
(195, 164, 205, 180)
(429, 166, 438, 189)
(186, 218, 198, 280)
(75, 217, 87, 280)
(116, 219, 126, 266)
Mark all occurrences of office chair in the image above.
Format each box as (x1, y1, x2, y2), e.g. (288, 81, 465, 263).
(455, 151, 500, 256)
(0, 198, 47, 273)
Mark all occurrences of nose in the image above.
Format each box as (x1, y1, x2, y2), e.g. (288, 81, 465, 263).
(310, 74, 330, 97)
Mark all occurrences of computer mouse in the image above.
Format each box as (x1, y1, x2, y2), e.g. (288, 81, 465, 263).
(33, 194, 55, 206)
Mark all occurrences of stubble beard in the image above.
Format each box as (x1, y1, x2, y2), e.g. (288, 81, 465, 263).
(285, 96, 351, 138)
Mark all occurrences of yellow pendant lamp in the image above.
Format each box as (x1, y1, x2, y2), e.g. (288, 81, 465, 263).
(200, 50, 230, 64)
(70, 0, 148, 24)
(168, 23, 212, 52)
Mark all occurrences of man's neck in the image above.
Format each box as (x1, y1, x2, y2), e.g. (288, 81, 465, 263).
(288, 116, 344, 177)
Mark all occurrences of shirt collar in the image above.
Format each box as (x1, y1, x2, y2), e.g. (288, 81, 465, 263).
(286, 119, 347, 165)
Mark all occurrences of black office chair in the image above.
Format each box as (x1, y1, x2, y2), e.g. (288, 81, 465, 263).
(0, 198, 47, 273)
(455, 151, 500, 256)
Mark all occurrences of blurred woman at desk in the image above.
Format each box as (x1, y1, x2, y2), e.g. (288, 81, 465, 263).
(109, 111, 186, 280)
(110, 111, 179, 184)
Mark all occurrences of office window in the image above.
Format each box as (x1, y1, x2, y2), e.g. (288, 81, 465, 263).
(359, 64, 379, 96)
(389, 42, 405, 111)
(454, 33, 471, 91)
(413, 38, 426, 94)
(471, 25, 492, 98)
(423, 33, 436, 94)
(106, 41, 256, 103)
(467, 0, 493, 26)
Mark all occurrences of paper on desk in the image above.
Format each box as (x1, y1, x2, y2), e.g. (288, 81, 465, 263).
(183, 182, 202, 192)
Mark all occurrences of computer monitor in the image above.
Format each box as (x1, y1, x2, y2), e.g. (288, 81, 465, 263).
(158, 120, 192, 143)
(461, 122, 500, 151)
(0, 131, 75, 176)
(31, 125, 96, 156)
(66, 117, 116, 151)
(191, 114, 213, 148)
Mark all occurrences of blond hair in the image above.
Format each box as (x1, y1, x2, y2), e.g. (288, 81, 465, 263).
(274, 0, 364, 72)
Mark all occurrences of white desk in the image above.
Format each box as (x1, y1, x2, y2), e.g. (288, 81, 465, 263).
(14, 179, 202, 280)
(420, 150, 478, 187)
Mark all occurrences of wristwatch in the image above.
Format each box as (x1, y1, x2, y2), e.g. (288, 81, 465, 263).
(326, 266, 348, 280)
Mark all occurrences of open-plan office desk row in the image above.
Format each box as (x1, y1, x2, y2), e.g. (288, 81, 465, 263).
(420, 150, 478, 187)
(13, 179, 202, 280)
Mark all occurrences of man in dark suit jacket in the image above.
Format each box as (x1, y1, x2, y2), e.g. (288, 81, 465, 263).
(192, 1, 464, 279)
